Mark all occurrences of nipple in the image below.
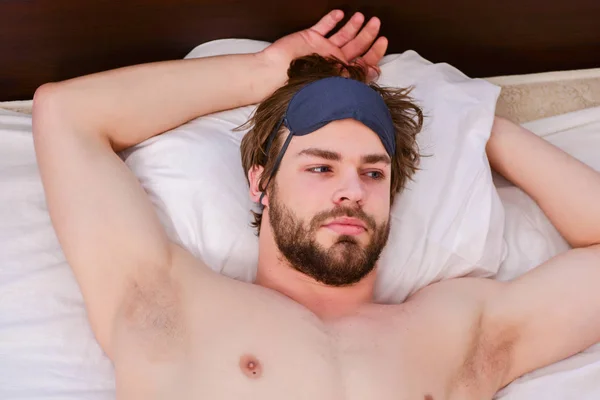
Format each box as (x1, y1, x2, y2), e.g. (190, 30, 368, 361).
(239, 354, 263, 379)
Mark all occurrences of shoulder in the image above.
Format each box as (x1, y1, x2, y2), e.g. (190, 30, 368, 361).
(409, 276, 504, 304)
(407, 277, 506, 326)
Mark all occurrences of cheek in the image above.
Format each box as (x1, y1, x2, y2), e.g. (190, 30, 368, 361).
(288, 191, 325, 220)
(366, 185, 391, 222)
(273, 178, 326, 218)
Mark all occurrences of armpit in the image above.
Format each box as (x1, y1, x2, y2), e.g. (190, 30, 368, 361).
(120, 269, 186, 343)
(456, 313, 519, 394)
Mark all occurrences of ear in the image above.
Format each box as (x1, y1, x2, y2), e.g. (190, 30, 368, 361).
(248, 165, 269, 207)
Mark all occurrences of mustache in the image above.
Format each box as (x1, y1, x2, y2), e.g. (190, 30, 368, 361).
(310, 206, 378, 232)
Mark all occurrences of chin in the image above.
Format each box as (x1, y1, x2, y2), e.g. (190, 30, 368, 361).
(317, 230, 358, 248)
(324, 237, 369, 255)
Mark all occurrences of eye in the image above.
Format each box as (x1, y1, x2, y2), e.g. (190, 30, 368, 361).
(308, 166, 332, 174)
(365, 170, 385, 180)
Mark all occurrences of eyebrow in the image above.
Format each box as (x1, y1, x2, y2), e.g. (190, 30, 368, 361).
(362, 154, 391, 165)
(296, 148, 391, 165)
(297, 148, 340, 161)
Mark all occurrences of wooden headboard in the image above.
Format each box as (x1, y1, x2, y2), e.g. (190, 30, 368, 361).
(2, 0, 599, 101)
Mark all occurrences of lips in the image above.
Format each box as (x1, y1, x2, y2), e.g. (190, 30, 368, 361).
(323, 217, 367, 235)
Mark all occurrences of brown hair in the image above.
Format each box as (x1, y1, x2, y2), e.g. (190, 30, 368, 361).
(239, 54, 424, 235)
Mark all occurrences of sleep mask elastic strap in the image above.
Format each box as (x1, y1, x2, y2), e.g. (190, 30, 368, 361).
(259, 127, 293, 207)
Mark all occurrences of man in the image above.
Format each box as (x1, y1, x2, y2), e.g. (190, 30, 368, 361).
(32, 9, 600, 400)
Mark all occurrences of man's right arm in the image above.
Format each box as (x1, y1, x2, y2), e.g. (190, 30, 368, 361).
(32, 52, 288, 360)
(41, 52, 285, 152)
(39, 10, 387, 153)
(32, 10, 387, 360)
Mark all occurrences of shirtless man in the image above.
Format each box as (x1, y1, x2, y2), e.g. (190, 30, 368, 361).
(32, 9, 600, 400)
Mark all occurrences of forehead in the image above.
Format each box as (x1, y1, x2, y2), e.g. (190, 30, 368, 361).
(285, 119, 387, 156)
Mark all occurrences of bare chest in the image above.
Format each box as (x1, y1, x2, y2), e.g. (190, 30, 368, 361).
(114, 281, 476, 400)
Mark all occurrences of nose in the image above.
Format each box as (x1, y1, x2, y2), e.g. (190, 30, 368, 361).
(332, 170, 365, 207)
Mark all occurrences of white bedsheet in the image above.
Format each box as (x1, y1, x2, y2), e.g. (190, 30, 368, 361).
(0, 109, 115, 399)
(1, 105, 599, 399)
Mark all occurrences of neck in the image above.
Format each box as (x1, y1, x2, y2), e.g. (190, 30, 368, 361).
(254, 231, 376, 321)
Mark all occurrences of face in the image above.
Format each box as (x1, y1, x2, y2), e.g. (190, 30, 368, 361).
(263, 119, 392, 287)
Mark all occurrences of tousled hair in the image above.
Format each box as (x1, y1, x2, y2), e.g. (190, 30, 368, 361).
(239, 54, 424, 235)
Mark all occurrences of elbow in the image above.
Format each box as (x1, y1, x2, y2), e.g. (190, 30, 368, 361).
(32, 82, 70, 137)
(33, 82, 60, 112)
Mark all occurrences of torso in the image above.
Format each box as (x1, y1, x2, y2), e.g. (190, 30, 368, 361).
(112, 245, 502, 400)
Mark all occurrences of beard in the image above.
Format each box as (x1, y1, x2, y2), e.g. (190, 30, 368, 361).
(268, 185, 391, 287)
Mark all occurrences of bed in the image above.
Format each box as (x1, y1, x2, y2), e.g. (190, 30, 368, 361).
(1, 1, 600, 399)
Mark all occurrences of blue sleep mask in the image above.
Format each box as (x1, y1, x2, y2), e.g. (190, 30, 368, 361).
(259, 76, 395, 206)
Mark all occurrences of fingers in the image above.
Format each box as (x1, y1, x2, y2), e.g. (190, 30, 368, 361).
(361, 36, 388, 67)
(310, 9, 344, 36)
(306, 10, 387, 72)
(341, 17, 382, 63)
(327, 12, 365, 47)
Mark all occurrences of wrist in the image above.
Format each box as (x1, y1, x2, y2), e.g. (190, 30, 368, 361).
(255, 49, 290, 92)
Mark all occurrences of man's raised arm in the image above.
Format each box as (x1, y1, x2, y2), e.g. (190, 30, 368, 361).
(478, 117, 600, 391)
(39, 52, 283, 152)
(39, 10, 387, 153)
(32, 10, 387, 359)
(486, 116, 600, 248)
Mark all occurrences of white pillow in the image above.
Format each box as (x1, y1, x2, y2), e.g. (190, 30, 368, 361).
(122, 39, 506, 303)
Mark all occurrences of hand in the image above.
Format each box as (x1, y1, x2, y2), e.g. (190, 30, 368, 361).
(261, 10, 388, 82)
